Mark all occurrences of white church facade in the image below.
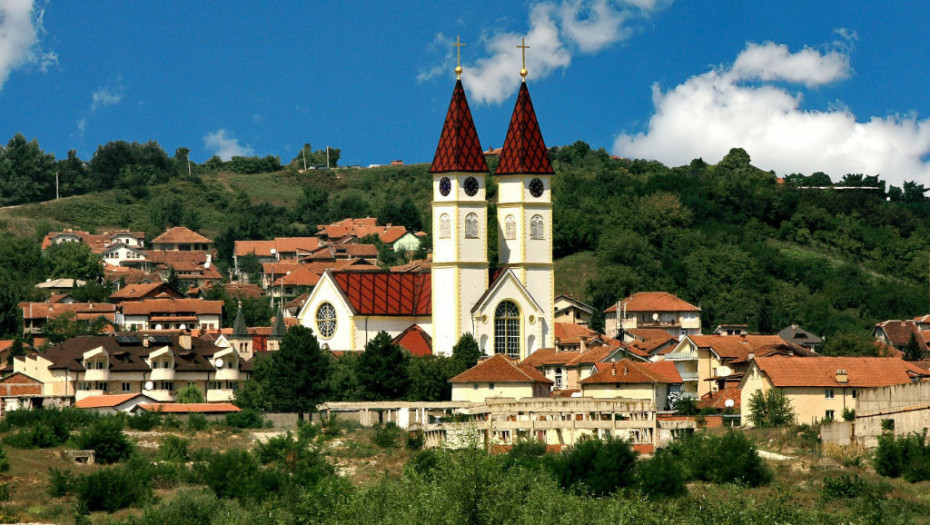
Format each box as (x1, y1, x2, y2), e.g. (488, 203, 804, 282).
(298, 67, 555, 360)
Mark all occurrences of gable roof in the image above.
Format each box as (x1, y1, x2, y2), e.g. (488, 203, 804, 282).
(109, 282, 182, 301)
(121, 298, 222, 316)
(470, 267, 543, 315)
(136, 402, 240, 413)
(271, 266, 322, 287)
(619, 291, 700, 312)
(687, 335, 786, 362)
(554, 322, 600, 345)
(449, 354, 552, 384)
(495, 82, 554, 175)
(331, 271, 431, 316)
(392, 325, 432, 357)
(776, 324, 823, 346)
(234, 240, 276, 257)
(753, 356, 928, 388)
(20, 302, 117, 321)
(75, 393, 155, 409)
(874, 320, 930, 350)
(152, 227, 212, 245)
(520, 348, 581, 368)
(582, 359, 682, 385)
(429, 79, 489, 174)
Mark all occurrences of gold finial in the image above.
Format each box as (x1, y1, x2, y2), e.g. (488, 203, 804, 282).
(453, 35, 465, 79)
(517, 37, 530, 81)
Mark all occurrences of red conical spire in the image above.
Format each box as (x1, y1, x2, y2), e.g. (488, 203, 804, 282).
(495, 82, 554, 175)
(429, 79, 489, 174)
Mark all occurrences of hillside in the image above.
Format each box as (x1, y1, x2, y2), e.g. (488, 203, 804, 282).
(2, 143, 930, 341)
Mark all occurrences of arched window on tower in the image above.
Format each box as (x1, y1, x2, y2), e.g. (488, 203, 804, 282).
(530, 215, 544, 240)
(439, 214, 451, 239)
(505, 215, 516, 240)
(464, 213, 479, 239)
(494, 300, 520, 358)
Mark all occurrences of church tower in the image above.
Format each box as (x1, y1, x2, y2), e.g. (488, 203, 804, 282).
(430, 44, 490, 356)
(495, 46, 555, 349)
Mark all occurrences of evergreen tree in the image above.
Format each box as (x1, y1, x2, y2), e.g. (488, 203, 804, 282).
(903, 333, 923, 361)
(452, 333, 483, 371)
(356, 331, 409, 400)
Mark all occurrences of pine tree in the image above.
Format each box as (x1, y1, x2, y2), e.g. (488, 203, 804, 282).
(356, 331, 409, 400)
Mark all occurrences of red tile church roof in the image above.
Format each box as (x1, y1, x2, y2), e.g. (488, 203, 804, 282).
(392, 324, 433, 357)
(429, 80, 489, 174)
(332, 272, 431, 316)
(495, 82, 554, 175)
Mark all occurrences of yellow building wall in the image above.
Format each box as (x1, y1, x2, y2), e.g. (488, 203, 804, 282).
(451, 382, 536, 403)
(582, 383, 655, 401)
(740, 365, 859, 426)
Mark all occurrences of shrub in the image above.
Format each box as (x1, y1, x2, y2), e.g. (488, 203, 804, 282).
(747, 389, 795, 427)
(547, 437, 637, 496)
(405, 449, 442, 480)
(504, 438, 547, 469)
(47, 467, 74, 498)
(187, 413, 208, 432)
(127, 409, 161, 431)
(177, 384, 205, 404)
(254, 432, 300, 464)
(4, 422, 65, 449)
(667, 431, 772, 487)
(74, 463, 152, 513)
(405, 429, 425, 451)
(674, 396, 698, 416)
(159, 435, 190, 463)
(226, 409, 264, 429)
(875, 430, 930, 482)
(842, 408, 856, 421)
(372, 423, 403, 449)
(298, 421, 321, 442)
(73, 416, 133, 464)
(161, 414, 183, 430)
(196, 449, 261, 500)
(0, 407, 96, 433)
(822, 474, 867, 500)
(636, 449, 687, 498)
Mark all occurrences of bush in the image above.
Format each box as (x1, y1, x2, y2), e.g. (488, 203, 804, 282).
(372, 423, 403, 449)
(73, 417, 133, 464)
(674, 396, 698, 416)
(225, 409, 264, 429)
(0, 407, 96, 433)
(127, 410, 161, 431)
(842, 408, 856, 421)
(636, 449, 687, 498)
(747, 389, 795, 427)
(504, 438, 547, 469)
(405, 429, 425, 451)
(254, 432, 300, 464)
(159, 435, 190, 463)
(298, 421, 321, 442)
(195, 449, 279, 501)
(161, 414, 182, 430)
(547, 437, 637, 496)
(667, 431, 772, 487)
(4, 422, 66, 449)
(187, 413, 208, 432)
(47, 467, 74, 498)
(405, 449, 442, 480)
(822, 474, 867, 500)
(875, 430, 930, 482)
(74, 462, 152, 513)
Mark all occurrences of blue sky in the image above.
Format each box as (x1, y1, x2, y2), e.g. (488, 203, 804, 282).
(3, 1, 930, 184)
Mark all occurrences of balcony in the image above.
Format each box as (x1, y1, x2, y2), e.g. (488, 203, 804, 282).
(679, 371, 699, 382)
(84, 369, 109, 381)
(206, 389, 235, 402)
(664, 352, 696, 361)
(150, 369, 175, 381)
(215, 368, 240, 381)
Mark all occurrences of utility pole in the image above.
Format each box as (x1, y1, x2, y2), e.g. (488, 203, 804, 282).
(55, 171, 59, 200)
(326, 146, 330, 169)
(301, 148, 307, 171)
(187, 154, 192, 177)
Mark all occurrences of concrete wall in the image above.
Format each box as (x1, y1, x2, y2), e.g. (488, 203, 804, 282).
(820, 421, 854, 445)
(855, 382, 930, 448)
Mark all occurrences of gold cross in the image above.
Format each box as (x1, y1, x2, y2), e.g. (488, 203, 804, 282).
(453, 36, 465, 79)
(517, 37, 529, 80)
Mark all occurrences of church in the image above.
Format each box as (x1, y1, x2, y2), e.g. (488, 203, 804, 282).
(297, 52, 555, 360)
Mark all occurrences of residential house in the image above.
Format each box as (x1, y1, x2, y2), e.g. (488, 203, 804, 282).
(521, 347, 581, 392)
(739, 356, 929, 426)
(109, 282, 184, 304)
(713, 324, 750, 336)
(449, 354, 553, 402)
(233, 237, 322, 280)
(20, 302, 118, 337)
(777, 324, 823, 351)
(11, 333, 251, 402)
(42, 229, 145, 266)
(580, 359, 682, 409)
(873, 320, 930, 354)
(35, 278, 86, 295)
(144, 250, 222, 287)
(554, 294, 594, 326)
(74, 393, 158, 414)
(301, 244, 379, 264)
(604, 291, 701, 339)
(618, 328, 679, 357)
(121, 298, 222, 331)
(553, 322, 600, 352)
(151, 227, 213, 251)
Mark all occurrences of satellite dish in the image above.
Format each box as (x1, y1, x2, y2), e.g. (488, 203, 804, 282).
(270, 248, 276, 255)
(144, 381, 154, 391)
(179, 324, 186, 330)
(154, 324, 163, 330)
(652, 313, 659, 321)
(214, 358, 224, 368)
(725, 399, 735, 408)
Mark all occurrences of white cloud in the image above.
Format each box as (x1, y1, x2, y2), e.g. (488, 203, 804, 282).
(428, 0, 668, 105)
(613, 41, 930, 186)
(203, 129, 253, 161)
(91, 86, 122, 110)
(416, 33, 455, 83)
(0, 0, 57, 90)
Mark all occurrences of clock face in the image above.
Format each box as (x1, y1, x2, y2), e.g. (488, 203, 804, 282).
(439, 177, 451, 197)
(529, 178, 545, 198)
(463, 176, 479, 197)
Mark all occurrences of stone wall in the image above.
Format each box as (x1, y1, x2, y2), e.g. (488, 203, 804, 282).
(855, 382, 930, 448)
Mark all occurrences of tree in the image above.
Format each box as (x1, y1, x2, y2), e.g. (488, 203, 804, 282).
(177, 384, 205, 403)
(821, 331, 882, 357)
(43, 242, 104, 282)
(451, 333, 482, 372)
(407, 355, 457, 401)
(356, 331, 409, 400)
(0, 134, 56, 205)
(747, 388, 795, 427)
(6, 338, 24, 365)
(903, 333, 924, 362)
(265, 325, 330, 422)
(43, 311, 111, 344)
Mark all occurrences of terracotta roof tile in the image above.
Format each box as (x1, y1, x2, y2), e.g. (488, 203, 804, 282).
(619, 291, 700, 312)
(450, 354, 553, 384)
(521, 348, 581, 368)
(75, 393, 150, 409)
(566, 345, 615, 366)
(688, 335, 786, 361)
(430, 79, 489, 174)
(754, 356, 929, 388)
(234, 240, 276, 257)
(136, 403, 240, 413)
(581, 359, 682, 385)
(554, 322, 599, 345)
(697, 386, 742, 411)
(271, 267, 322, 287)
(392, 325, 432, 357)
(121, 298, 222, 316)
(495, 82, 554, 175)
(332, 271, 430, 316)
(152, 227, 213, 245)
(20, 302, 117, 321)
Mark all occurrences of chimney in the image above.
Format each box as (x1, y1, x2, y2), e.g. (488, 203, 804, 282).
(836, 369, 848, 383)
(579, 336, 589, 353)
(142, 336, 149, 348)
(611, 367, 617, 376)
(179, 334, 192, 350)
(747, 352, 755, 361)
(623, 366, 629, 376)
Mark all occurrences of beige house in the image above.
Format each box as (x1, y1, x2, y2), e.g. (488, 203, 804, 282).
(151, 227, 213, 251)
(604, 291, 701, 339)
(580, 359, 682, 409)
(449, 354, 553, 403)
(554, 295, 594, 326)
(121, 298, 222, 331)
(739, 356, 928, 426)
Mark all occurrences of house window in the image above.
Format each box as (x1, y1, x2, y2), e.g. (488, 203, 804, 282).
(473, 384, 479, 390)
(79, 382, 92, 391)
(505, 215, 516, 240)
(152, 361, 160, 369)
(825, 389, 834, 399)
(227, 382, 239, 391)
(161, 381, 174, 391)
(530, 215, 544, 240)
(489, 383, 495, 390)
(464, 213, 479, 239)
(208, 381, 222, 390)
(852, 389, 857, 399)
(121, 382, 132, 393)
(439, 214, 451, 239)
(554, 367, 563, 389)
(95, 382, 108, 391)
(825, 410, 835, 421)
(316, 303, 337, 338)
(494, 300, 520, 358)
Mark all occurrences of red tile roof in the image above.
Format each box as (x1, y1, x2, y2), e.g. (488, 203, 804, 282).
(273, 237, 320, 254)
(688, 335, 786, 362)
(495, 82, 554, 175)
(754, 356, 929, 388)
(875, 320, 930, 350)
(332, 271, 430, 316)
(121, 298, 222, 316)
(152, 227, 213, 245)
(392, 325, 432, 357)
(566, 345, 615, 366)
(449, 354, 553, 384)
(697, 386, 742, 411)
(234, 240, 276, 257)
(521, 348, 581, 368)
(136, 403, 240, 413)
(220, 283, 265, 299)
(271, 267, 322, 287)
(554, 322, 600, 344)
(619, 291, 700, 312)
(109, 282, 182, 301)
(581, 359, 682, 385)
(75, 393, 150, 409)
(429, 79, 489, 174)
(20, 302, 117, 321)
